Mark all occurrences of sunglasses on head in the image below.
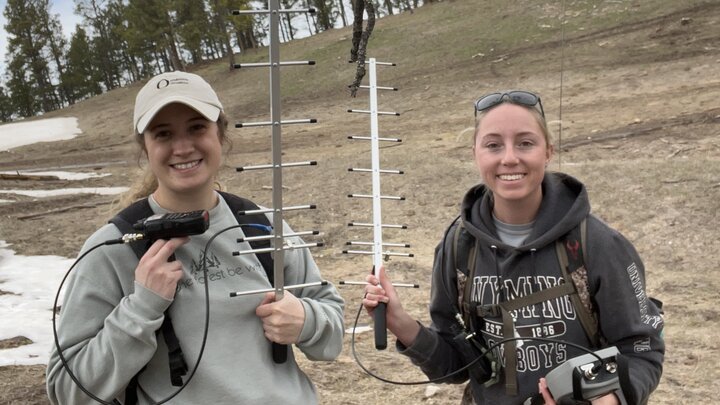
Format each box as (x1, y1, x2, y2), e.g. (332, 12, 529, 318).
(474, 90, 545, 118)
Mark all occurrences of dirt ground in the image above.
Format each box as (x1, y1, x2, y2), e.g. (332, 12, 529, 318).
(0, 1, 718, 404)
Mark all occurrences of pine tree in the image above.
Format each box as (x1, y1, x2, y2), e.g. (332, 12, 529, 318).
(75, 0, 126, 90)
(175, 0, 210, 64)
(119, 0, 159, 77)
(6, 57, 36, 117)
(37, 0, 69, 107)
(311, 0, 334, 31)
(210, 0, 258, 68)
(104, 0, 140, 83)
(3, 0, 58, 116)
(208, 0, 233, 67)
(124, 0, 185, 72)
(0, 85, 14, 122)
(230, 0, 259, 51)
(64, 27, 102, 102)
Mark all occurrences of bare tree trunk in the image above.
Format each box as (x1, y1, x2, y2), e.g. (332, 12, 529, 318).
(158, 49, 170, 72)
(282, 1, 296, 39)
(163, 8, 185, 72)
(383, 0, 393, 15)
(401, 0, 413, 13)
(247, 29, 258, 49)
(304, 1, 316, 35)
(349, 0, 375, 97)
(336, 0, 348, 27)
(279, 16, 288, 42)
(124, 52, 139, 82)
(211, 0, 235, 69)
(165, 32, 185, 71)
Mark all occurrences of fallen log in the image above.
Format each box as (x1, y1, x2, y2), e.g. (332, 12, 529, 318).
(0, 173, 60, 181)
(16, 199, 114, 220)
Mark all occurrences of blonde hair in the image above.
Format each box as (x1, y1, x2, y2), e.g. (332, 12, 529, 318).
(115, 112, 230, 209)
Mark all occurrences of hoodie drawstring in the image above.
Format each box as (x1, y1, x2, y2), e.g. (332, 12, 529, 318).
(490, 245, 506, 302)
(530, 248, 547, 333)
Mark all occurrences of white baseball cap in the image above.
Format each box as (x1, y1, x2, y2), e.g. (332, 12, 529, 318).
(133, 71, 224, 133)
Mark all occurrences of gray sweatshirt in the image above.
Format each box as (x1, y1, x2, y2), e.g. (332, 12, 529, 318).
(47, 194, 344, 404)
(398, 173, 664, 404)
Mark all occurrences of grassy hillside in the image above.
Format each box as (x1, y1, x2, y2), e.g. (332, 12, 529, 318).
(23, 0, 713, 161)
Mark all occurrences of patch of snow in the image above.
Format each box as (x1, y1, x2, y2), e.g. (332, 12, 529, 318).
(0, 117, 82, 151)
(0, 241, 73, 366)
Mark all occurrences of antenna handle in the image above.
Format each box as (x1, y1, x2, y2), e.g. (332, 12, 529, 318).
(272, 342, 288, 363)
(374, 302, 388, 350)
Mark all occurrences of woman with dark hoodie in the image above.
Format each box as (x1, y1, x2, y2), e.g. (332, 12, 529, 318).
(363, 91, 664, 405)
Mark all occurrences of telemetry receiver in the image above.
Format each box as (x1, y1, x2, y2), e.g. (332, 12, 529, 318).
(545, 346, 623, 404)
(133, 211, 210, 241)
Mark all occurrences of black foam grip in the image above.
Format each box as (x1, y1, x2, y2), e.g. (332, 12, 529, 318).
(272, 342, 288, 363)
(374, 302, 388, 350)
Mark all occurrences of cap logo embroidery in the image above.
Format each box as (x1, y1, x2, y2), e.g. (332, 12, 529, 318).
(156, 79, 169, 89)
(156, 78, 189, 89)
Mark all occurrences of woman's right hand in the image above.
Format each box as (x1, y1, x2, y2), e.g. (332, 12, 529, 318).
(363, 266, 421, 346)
(134, 237, 189, 300)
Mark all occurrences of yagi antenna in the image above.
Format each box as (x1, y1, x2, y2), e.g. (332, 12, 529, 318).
(229, 1, 324, 364)
(341, 58, 417, 350)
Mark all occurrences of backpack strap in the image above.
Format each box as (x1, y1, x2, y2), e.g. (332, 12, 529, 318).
(109, 193, 277, 403)
(109, 199, 188, 403)
(491, 279, 577, 396)
(555, 218, 604, 348)
(452, 220, 477, 331)
(217, 191, 275, 285)
(460, 217, 600, 396)
(216, 192, 287, 363)
(109, 198, 153, 260)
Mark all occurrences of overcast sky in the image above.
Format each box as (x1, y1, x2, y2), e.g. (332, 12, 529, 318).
(0, 0, 82, 77)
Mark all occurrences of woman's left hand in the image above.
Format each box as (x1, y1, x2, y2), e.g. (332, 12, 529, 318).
(255, 291, 306, 344)
(538, 378, 620, 405)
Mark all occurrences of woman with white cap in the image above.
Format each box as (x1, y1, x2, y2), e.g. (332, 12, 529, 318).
(47, 71, 344, 405)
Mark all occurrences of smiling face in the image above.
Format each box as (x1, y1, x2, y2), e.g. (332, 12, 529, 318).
(473, 103, 553, 223)
(141, 103, 223, 211)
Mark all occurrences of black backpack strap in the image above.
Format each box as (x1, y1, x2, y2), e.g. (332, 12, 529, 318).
(109, 198, 154, 260)
(217, 191, 275, 285)
(218, 192, 288, 363)
(108, 193, 277, 402)
(123, 376, 139, 405)
(161, 312, 188, 386)
(109, 198, 188, 402)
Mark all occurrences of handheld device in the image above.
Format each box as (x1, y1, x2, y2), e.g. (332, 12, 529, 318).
(133, 211, 210, 241)
(545, 346, 623, 404)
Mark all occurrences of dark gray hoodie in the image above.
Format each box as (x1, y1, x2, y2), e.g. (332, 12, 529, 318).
(399, 172, 664, 405)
